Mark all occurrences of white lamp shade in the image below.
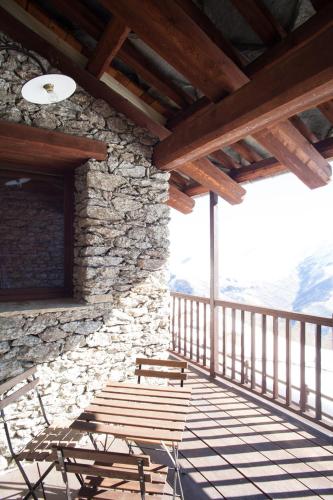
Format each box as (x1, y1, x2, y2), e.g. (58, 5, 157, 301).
(21, 74, 76, 104)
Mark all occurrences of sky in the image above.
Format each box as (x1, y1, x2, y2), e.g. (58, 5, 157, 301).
(169, 169, 333, 285)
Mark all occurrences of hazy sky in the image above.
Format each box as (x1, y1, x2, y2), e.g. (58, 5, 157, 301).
(169, 169, 333, 284)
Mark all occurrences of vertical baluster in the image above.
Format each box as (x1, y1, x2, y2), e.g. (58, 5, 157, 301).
(286, 318, 291, 406)
(273, 316, 279, 399)
(315, 324, 322, 421)
(184, 299, 188, 357)
(262, 314, 267, 394)
(300, 321, 306, 412)
(251, 312, 256, 390)
(172, 295, 176, 351)
(177, 297, 181, 354)
(231, 308, 236, 380)
(203, 303, 207, 366)
(222, 307, 226, 376)
(196, 301, 200, 363)
(241, 310, 245, 384)
(190, 299, 194, 360)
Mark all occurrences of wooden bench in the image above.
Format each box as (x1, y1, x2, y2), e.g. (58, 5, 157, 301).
(135, 357, 188, 387)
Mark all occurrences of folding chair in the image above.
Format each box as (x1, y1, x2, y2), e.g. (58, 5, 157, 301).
(135, 358, 188, 387)
(0, 366, 84, 500)
(54, 446, 168, 499)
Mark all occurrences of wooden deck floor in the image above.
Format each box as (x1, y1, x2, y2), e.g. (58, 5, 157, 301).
(172, 363, 333, 499)
(0, 363, 332, 499)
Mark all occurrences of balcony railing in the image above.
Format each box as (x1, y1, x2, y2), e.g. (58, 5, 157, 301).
(170, 291, 333, 429)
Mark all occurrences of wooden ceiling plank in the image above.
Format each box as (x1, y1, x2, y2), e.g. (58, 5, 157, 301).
(87, 18, 130, 79)
(231, 0, 286, 45)
(255, 121, 331, 188)
(179, 158, 246, 205)
(153, 27, 333, 170)
(167, 184, 195, 214)
(100, 0, 249, 100)
(318, 99, 333, 123)
(119, 41, 193, 108)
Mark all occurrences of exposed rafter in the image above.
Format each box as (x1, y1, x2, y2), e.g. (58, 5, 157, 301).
(167, 184, 195, 213)
(87, 18, 130, 79)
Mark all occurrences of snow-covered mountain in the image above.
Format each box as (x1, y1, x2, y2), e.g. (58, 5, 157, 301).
(170, 242, 333, 318)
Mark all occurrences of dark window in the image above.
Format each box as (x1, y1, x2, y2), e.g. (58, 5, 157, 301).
(0, 169, 73, 301)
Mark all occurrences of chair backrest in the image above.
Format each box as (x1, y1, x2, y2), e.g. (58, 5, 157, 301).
(135, 358, 188, 386)
(0, 366, 49, 456)
(54, 446, 152, 498)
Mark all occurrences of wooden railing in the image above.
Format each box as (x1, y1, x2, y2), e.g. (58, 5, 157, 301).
(170, 291, 333, 428)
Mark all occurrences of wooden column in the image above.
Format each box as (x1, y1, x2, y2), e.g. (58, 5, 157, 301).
(209, 192, 219, 377)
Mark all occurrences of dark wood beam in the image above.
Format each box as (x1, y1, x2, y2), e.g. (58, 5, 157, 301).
(289, 116, 318, 143)
(0, 119, 107, 169)
(153, 27, 333, 171)
(231, 0, 286, 45)
(0, 6, 170, 141)
(255, 122, 331, 188)
(119, 41, 193, 108)
(210, 149, 241, 170)
(231, 140, 263, 163)
(87, 18, 130, 78)
(179, 158, 246, 205)
(100, 0, 249, 100)
(47, 0, 104, 40)
(247, 3, 333, 74)
(318, 99, 333, 123)
(167, 184, 195, 213)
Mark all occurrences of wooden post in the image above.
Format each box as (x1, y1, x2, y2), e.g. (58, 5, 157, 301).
(209, 192, 219, 377)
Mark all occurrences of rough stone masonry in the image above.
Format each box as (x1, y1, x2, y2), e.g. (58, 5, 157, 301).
(0, 33, 171, 470)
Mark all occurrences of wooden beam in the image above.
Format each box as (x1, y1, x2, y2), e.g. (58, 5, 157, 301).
(87, 18, 130, 78)
(232, 136, 333, 184)
(119, 41, 192, 108)
(289, 116, 318, 143)
(247, 3, 333, 74)
(47, 0, 104, 40)
(318, 99, 333, 123)
(255, 122, 331, 188)
(231, 140, 263, 163)
(167, 184, 195, 214)
(0, 119, 107, 169)
(100, 0, 249, 100)
(210, 149, 241, 170)
(153, 27, 333, 170)
(179, 158, 246, 205)
(231, 0, 286, 45)
(0, 3, 170, 140)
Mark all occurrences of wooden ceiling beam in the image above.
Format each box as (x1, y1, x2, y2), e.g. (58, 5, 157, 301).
(179, 158, 246, 205)
(119, 41, 193, 108)
(289, 116, 318, 143)
(230, 140, 263, 163)
(153, 27, 333, 171)
(47, 0, 103, 40)
(87, 18, 130, 79)
(318, 99, 333, 123)
(255, 122, 331, 188)
(231, 0, 286, 45)
(100, 0, 249, 100)
(209, 149, 241, 170)
(247, 2, 333, 74)
(167, 184, 195, 213)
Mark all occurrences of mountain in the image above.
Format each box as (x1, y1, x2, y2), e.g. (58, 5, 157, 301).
(170, 242, 333, 318)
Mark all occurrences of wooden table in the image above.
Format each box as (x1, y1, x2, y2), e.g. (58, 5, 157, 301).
(71, 381, 192, 499)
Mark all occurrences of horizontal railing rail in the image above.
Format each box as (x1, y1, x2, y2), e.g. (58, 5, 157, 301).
(170, 291, 333, 429)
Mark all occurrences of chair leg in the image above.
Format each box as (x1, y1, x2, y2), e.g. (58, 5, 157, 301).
(56, 449, 72, 500)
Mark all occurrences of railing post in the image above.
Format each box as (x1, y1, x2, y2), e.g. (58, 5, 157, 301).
(209, 192, 219, 378)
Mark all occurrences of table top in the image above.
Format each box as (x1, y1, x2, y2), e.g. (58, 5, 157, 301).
(71, 381, 192, 445)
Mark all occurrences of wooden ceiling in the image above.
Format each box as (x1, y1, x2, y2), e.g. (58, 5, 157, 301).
(0, 0, 332, 214)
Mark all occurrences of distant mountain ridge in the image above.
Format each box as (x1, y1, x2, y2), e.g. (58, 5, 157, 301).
(170, 243, 333, 318)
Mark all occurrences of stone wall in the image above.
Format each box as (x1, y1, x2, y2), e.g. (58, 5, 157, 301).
(0, 34, 171, 470)
(0, 182, 64, 289)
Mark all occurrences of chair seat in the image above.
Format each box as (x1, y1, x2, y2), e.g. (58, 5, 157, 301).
(78, 460, 168, 498)
(18, 425, 84, 462)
